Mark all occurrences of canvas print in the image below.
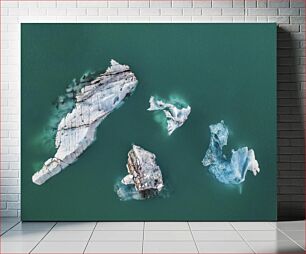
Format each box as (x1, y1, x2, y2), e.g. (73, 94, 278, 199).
(22, 24, 276, 221)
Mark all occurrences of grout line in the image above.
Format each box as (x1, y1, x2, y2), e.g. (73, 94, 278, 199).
(0, 219, 21, 236)
(276, 227, 305, 251)
(229, 222, 256, 254)
(130, 229, 192, 231)
(90, 229, 148, 231)
(83, 222, 97, 254)
(268, 222, 277, 229)
(141, 221, 145, 254)
(187, 222, 200, 254)
(29, 222, 57, 254)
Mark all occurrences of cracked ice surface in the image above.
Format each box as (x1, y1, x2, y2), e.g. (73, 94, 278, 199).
(147, 96, 191, 135)
(32, 60, 138, 185)
(202, 121, 260, 185)
(116, 145, 164, 201)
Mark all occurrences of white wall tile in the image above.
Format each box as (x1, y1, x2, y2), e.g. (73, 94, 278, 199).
(222, 8, 245, 15)
(202, 8, 221, 15)
(140, 8, 160, 16)
(161, 8, 183, 16)
(118, 8, 140, 16)
(108, 0, 128, 8)
(77, 1, 107, 8)
(193, 0, 211, 7)
(183, 8, 202, 15)
(129, 0, 149, 8)
(247, 8, 278, 15)
(290, 0, 305, 8)
(172, 0, 192, 8)
(268, 0, 290, 8)
(279, 8, 300, 15)
(150, 0, 171, 8)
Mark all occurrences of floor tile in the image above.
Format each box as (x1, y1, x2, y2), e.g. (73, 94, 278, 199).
(269, 222, 278, 229)
(1, 241, 37, 253)
(143, 241, 198, 253)
(42, 230, 92, 242)
(1, 230, 47, 242)
(239, 230, 290, 241)
(1, 218, 20, 224)
(145, 222, 189, 230)
(144, 230, 193, 241)
(197, 241, 253, 253)
(1, 225, 17, 235)
(85, 241, 142, 253)
(189, 222, 234, 231)
(192, 230, 242, 241)
(1, 220, 21, 234)
(12, 222, 55, 231)
(282, 230, 305, 249)
(32, 241, 87, 253)
(232, 222, 275, 230)
(90, 230, 143, 241)
(52, 222, 96, 231)
(1, 229, 8, 235)
(96, 222, 143, 231)
(283, 230, 305, 241)
(249, 240, 304, 253)
(276, 221, 305, 231)
(1, 221, 21, 229)
(296, 240, 305, 250)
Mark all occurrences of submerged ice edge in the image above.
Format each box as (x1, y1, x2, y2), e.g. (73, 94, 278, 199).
(147, 96, 191, 135)
(35, 70, 98, 154)
(116, 144, 164, 201)
(202, 120, 260, 185)
(32, 60, 138, 185)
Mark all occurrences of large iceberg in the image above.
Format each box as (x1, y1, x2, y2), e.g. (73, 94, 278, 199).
(116, 145, 164, 200)
(202, 121, 260, 184)
(32, 60, 138, 185)
(147, 96, 191, 135)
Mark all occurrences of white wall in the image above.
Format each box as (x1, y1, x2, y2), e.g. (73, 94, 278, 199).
(1, 0, 305, 218)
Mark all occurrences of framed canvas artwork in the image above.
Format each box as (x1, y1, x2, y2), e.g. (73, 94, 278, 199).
(21, 24, 276, 221)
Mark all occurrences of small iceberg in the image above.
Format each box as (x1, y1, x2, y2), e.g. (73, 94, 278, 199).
(115, 145, 164, 201)
(147, 96, 191, 135)
(202, 121, 260, 185)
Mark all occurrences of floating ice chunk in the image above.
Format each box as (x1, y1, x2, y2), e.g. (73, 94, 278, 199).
(147, 96, 191, 135)
(32, 60, 138, 185)
(116, 184, 143, 201)
(121, 174, 134, 185)
(202, 120, 260, 184)
(116, 145, 164, 201)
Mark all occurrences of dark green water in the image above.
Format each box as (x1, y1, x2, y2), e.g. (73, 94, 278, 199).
(21, 24, 276, 221)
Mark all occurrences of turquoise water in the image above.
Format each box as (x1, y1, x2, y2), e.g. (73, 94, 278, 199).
(21, 24, 276, 221)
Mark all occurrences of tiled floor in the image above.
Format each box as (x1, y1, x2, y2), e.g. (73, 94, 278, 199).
(0, 219, 304, 253)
